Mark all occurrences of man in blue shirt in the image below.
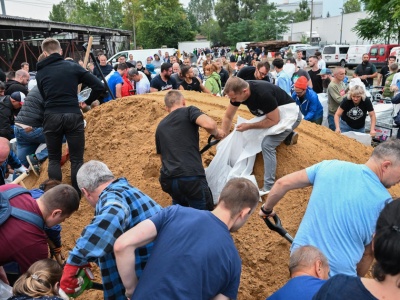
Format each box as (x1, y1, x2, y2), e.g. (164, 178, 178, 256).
(104, 63, 128, 102)
(59, 160, 162, 299)
(259, 139, 398, 277)
(114, 177, 260, 300)
(267, 246, 329, 300)
(273, 58, 292, 95)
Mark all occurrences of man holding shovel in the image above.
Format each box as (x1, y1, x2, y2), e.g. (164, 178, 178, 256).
(259, 139, 399, 277)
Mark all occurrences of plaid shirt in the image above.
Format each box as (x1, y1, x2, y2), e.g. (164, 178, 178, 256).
(67, 178, 162, 299)
(1, 150, 22, 185)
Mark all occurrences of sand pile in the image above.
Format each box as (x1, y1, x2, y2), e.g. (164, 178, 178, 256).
(25, 91, 400, 299)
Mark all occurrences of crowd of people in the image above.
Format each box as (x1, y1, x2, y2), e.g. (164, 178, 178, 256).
(1, 37, 400, 300)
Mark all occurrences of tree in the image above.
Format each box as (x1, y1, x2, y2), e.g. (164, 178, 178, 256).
(289, 0, 311, 23)
(343, 0, 361, 14)
(136, 0, 195, 48)
(214, 0, 240, 31)
(200, 19, 225, 45)
(49, 3, 67, 22)
(187, 0, 214, 26)
(354, 0, 400, 43)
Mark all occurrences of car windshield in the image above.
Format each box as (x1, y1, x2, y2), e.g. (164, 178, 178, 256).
(323, 47, 335, 54)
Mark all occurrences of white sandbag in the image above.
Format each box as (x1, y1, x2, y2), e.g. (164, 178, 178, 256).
(342, 131, 372, 146)
(206, 103, 299, 203)
(318, 93, 329, 128)
(0, 280, 12, 300)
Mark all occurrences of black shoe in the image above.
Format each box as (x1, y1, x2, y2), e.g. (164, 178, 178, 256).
(284, 131, 298, 146)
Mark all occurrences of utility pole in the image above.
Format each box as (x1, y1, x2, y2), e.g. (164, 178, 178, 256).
(132, 13, 136, 50)
(340, 2, 344, 44)
(1, 0, 6, 15)
(309, 0, 313, 44)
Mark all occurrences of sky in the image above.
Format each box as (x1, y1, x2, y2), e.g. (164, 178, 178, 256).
(2, 0, 342, 21)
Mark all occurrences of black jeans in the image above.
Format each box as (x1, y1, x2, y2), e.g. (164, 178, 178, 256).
(43, 113, 84, 197)
(159, 176, 214, 211)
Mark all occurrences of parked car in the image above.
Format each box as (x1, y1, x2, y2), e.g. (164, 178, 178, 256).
(288, 43, 312, 53)
(322, 44, 349, 67)
(279, 47, 288, 58)
(369, 44, 400, 68)
(346, 45, 372, 69)
(298, 46, 320, 61)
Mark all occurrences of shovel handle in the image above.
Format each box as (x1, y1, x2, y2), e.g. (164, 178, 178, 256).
(262, 214, 294, 243)
(200, 135, 221, 154)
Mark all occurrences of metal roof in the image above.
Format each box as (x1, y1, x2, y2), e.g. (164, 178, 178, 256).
(0, 14, 131, 36)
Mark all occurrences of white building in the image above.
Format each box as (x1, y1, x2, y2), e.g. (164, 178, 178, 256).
(283, 11, 374, 45)
(277, 0, 323, 19)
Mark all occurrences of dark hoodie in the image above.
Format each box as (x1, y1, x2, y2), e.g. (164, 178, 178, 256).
(5, 80, 28, 96)
(36, 53, 104, 114)
(0, 95, 19, 139)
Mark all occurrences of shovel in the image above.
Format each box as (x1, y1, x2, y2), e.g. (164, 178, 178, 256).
(200, 135, 220, 154)
(262, 214, 294, 243)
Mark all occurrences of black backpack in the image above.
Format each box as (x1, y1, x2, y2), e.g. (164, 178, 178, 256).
(0, 187, 44, 229)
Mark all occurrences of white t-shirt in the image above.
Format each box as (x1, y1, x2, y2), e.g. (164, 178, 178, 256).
(296, 59, 307, 70)
(135, 71, 150, 94)
(318, 59, 326, 70)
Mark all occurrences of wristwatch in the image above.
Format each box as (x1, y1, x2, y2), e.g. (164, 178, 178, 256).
(261, 204, 273, 215)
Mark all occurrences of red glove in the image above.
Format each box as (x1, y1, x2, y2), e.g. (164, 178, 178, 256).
(60, 263, 90, 294)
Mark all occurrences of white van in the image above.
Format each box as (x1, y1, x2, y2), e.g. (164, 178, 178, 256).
(346, 45, 372, 69)
(107, 48, 176, 66)
(288, 44, 312, 53)
(322, 44, 350, 67)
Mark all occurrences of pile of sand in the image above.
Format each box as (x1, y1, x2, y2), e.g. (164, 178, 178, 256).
(25, 91, 400, 299)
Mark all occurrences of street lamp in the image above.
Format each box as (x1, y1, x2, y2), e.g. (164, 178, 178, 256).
(309, 0, 313, 44)
(339, 6, 344, 44)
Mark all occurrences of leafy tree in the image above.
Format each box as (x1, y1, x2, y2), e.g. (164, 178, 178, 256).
(187, 0, 214, 26)
(354, 0, 400, 43)
(289, 0, 311, 23)
(49, 3, 67, 22)
(136, 0, 195, 48)
(343, 0, 361, 14)
(200, 19, 225, 45)
(214, 0, 240, 31)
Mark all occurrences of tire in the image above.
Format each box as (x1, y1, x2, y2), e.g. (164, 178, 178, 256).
(340, 60, 346, 68)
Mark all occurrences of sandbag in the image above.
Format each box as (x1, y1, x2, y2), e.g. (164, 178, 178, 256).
(206, 103, 299, 203)
(342, 131, 372, 147)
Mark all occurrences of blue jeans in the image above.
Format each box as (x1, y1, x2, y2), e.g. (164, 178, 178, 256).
(14, 126, 48, 166)
(339, 119, 365, 133)
(328, 114, 336, 131)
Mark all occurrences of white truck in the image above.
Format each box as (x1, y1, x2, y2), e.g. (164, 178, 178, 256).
(178, 41, 211, 55)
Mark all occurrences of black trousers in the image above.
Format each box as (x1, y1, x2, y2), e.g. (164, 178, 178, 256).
(43, 113, 84, 197)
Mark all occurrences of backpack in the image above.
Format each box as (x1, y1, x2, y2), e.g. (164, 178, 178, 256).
(0, 187, 44, 230)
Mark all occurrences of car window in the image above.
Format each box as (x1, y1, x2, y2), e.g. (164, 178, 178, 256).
(323, 47, 335, 54)
(370, 47, 378, 56)
(379, 47, 385, 56)
(339, 47, 349, 54)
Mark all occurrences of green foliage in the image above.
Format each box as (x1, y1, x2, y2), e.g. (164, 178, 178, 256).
(343, 0, 361, 14)
(354, 0, 400, 43)
(187, 0, 214, 26)
(288, 0, 311, 23)
(48, 0, 123, 28)
(200, 19, 225, 45)
(214, 0, 240, 30)
(136, 0, 195, 48)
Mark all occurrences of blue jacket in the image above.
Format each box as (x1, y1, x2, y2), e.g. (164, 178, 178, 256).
(292, 87, 323, 122)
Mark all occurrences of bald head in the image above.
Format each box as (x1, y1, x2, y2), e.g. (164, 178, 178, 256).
(0, 137, 11, 165)
(15, 69, 30, 85)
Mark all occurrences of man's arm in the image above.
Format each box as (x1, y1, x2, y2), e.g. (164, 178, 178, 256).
(334, 107, 344, 133)
(260, 169, 311, 216)
(115, 83, 122, 98)
(196, 114, 224, 139)
(114, 219, 158, 298)
(328, 84, 345, 105)
(356, 243, 374, 277)
(150, 87, 158, 93)
(221, 104, 239, 135)
(200, 82, 211, 94)
(236, 108, 280, 132)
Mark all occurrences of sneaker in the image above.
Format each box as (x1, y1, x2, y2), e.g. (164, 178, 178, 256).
(26, 154, 40, 176)
(259, 188, 270, 197)
(284, 131, 298, 146)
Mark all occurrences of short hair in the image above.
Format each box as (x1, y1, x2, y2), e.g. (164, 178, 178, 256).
(12, 259, 63, 297)
(315, 51, 322, 57)
(333, 66, 345, 76)
(371, 139, 400, 164)
(308, 55, 317, 60)
(390, 63, 398, 72)
(77, 160, 115, 192)
(272, 58, 284, 69)
(136, 60, 142, 65)
(372, 199, 400, 280)
(6, 71, 15, 81)
(181, 65, 191, 77)
(286, 57, 296, 64)
(39, 179, 61, 192)
(164, 90, 184, 108)
(0, 81, 5, 90)
(161, 62, 172, 72)
(224, 77, 249, 95)
(257, 60, 270, 71)
(389, 56, 396, 61)
(16, 69, 29, 79)
(128, 68, 139, 77)
(274, 52, 282, 58)
(289, 246, 329, 276)
(41, 184, 80, 216)
(348, 85, 366, 101)
(236, 60, 245, 67)
(117, 63, 128, 71)
(41, 38, 61, 54)
(21, 62, 29, 68)
(218, 178, 259, 216)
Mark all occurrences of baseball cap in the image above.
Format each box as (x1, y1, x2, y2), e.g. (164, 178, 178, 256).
(10, 91, 26, 103)
(318, 68, 332, 75)
(146, 64, 156, 74)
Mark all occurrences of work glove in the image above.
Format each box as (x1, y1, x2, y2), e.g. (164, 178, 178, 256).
(58, 288, 71, 300)
(60, 263, 89, 294)
(14, 165, 28, 174)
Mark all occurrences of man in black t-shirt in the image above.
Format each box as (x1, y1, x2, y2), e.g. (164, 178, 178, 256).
(150, 63, 178, 92)
(353, 53, 378, 87)
(308, 56, 323, 94)
(156, 90, 224, 210)
(237, 61, 271, 82)
(222, 77, 302, 194)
